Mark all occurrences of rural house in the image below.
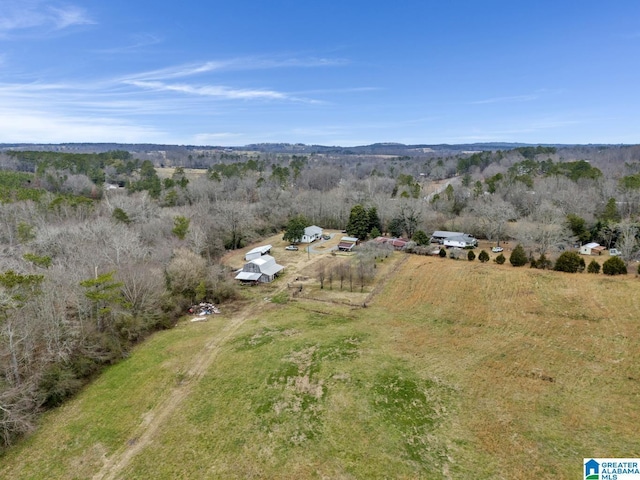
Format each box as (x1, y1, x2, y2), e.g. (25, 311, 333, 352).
(300, 225, 323, 243)
(443, 234, 478, 249)
(235, 255, 284, 283)
(579, 242, 606, 255)
(245, 244, 272, 261)
(373, 236, 409, 250)
(430, 230, 464, 244)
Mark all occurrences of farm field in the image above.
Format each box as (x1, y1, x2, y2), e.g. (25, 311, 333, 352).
(1, 251, 638, 479)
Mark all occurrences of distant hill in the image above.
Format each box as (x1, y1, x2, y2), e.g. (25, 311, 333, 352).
(0, 141, 614, 156)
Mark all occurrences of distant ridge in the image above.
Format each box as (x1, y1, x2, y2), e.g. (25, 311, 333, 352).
(0, 141, 625, 155)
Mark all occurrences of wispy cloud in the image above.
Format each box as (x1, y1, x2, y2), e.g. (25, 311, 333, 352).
(122, 56, 347, 82)
(0, 1, 94, 36)
(126, 80, 290, 101)
(0, 52, 358, 143)
(0, 107, 166, 143)
(49, 5, 94, 29)
(121, 62, 232, 82)
(118, 57, 346, 103)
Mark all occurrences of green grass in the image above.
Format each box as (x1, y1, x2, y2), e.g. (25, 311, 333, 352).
(1, 253, 639, 479)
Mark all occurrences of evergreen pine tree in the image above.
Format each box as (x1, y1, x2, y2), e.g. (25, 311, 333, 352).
(509, 244, 527, 266)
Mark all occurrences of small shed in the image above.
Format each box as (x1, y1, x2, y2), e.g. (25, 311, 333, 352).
(300, 225, 323, 243)
(245, 244, 273, 261)
(580, 242, 606, 255)
(235, 255, 284, 283)
(338, 236, 358, 252)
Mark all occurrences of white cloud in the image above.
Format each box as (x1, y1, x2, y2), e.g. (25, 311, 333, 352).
(0, 109, 165, 143)
(0, 53, 353, 143)
(0, 1, 93, 36)
(49, 5, 94, 29)
(122, 56, 347, 82)
(126, 80, 288, 100)
(121, 62, 230, 82)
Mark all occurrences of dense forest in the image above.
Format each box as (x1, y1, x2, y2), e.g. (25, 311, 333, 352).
(1, 142, 640, 448)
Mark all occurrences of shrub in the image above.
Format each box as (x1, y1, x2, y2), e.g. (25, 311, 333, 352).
(438, 248, 446, 258)
(587, 260, 601, 274)
(602, 256, 627, 275)
(478, 250, 490, 263)
(412, 230, 429, 246)
(495, 253, 506, 265)
(536, 253, 553, 270)
(554, 251, 584, 273)
(509, 244, 527, 267)
(467, 250, 475, 261)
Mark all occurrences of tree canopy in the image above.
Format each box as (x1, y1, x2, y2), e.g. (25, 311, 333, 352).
(283, 215, 309, 244)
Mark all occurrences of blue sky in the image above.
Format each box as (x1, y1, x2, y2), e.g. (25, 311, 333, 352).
(1, 1, 639, 146)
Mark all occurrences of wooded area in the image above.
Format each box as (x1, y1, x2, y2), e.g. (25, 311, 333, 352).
(1, 143, 640, 448)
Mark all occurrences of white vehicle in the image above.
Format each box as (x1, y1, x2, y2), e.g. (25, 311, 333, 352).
(491, 246, 504, 253)
(285, 245, 298, 251)
(609, 248, 621, 256)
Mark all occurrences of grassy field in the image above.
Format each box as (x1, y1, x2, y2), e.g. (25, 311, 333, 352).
(1, 253, 639, 479)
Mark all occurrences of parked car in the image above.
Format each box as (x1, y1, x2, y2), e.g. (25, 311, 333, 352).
(285, 245, 298, 251)
(609, 248, 621, 256)
(322, 234, 331, 240)
(491, 246, 504, 253)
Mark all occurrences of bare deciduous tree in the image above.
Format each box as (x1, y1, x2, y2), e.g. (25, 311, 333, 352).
(615, 221, 639, 261)
(471, 196, 516, 245)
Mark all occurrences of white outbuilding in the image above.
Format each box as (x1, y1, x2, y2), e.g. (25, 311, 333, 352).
(245, 244, 272, 261)
(579, 242, 606, 255)
(235, 255, 284, 283)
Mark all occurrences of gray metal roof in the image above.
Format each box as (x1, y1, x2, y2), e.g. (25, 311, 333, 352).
(235, 271, 262, 281)
(260, 263, 284, 276)
(304, 225, 323, 235)
(246, 244, 272, 255)
(431, 231, 464, 238)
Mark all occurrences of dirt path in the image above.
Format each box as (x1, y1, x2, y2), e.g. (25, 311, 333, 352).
(92, 235, 348, 479)
(92, 305, 257, 480)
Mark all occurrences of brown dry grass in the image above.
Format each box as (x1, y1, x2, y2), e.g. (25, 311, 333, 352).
(369, 255, 640, 478)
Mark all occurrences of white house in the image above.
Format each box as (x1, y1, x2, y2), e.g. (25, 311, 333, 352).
(245, 244, 272, 261)
(579, 242, 606, 255)
(300, 225, 323, 243)
(430, 230, 464, 244)
(235, 255, 284, 283)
